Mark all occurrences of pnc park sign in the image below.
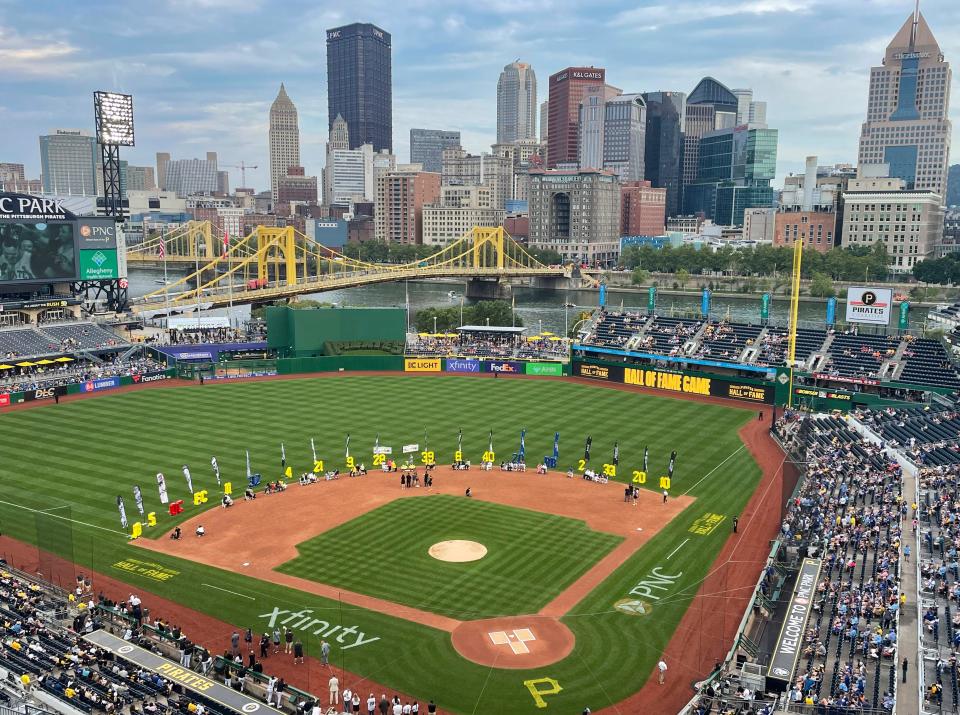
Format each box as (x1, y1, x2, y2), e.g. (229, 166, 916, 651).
(766, 557, 822, 689)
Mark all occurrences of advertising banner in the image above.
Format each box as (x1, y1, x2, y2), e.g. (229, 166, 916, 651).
(766, 558, 822, 689)
(701, 288, 711, 317)
(77, 220, 118, 249)
(404, 358, 441, 372)
(445, 358, 481, 373)
(486, 360, 523, 374)
(401, 443, 420, 454)
(845, 286, 892, 325)
(760, 293, 770, 321)
(574, 361, 774, 403)
(79, 248, 119, 280)
(0, 393, 9, 407)
(23, 386, 57, 402)
(373, 446, 393, 455)
(647, 286, 656, 314)
(82, 376, 121, 393)
(525, 362, 564, 376)
(131, 370, 172, 384)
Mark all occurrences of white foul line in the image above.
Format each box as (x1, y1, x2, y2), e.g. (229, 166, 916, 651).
(202, 583, 256, 600)
(681, 445, 747, 496)
(666, 538, 689, 561)
(0, 499, 129, 536)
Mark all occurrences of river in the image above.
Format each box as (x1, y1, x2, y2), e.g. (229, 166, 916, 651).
(127, 269, 932, 334)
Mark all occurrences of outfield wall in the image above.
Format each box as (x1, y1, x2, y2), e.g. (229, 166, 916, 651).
(0, 368, 177, 406)
(572, 358, 778, 405)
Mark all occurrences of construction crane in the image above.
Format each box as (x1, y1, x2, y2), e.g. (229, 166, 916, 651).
(222, 161, 258, 189)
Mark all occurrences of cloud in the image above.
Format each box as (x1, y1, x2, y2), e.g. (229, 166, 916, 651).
(613, 0, 821, 30)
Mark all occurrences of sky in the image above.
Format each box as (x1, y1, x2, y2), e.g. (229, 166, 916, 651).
(2, 0, 958, 194)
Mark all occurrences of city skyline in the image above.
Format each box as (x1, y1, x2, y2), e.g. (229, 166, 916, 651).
(2, 0, 959, 194)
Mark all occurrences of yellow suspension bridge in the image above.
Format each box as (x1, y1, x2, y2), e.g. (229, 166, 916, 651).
(128, 222, 577, 315)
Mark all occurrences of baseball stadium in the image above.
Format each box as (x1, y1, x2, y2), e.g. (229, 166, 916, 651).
(2, 194, 960, 715)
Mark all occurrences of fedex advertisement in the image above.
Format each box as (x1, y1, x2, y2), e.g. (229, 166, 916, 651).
(486, 361, 524, 374)
(445, 358, 481, 373)
(82, 376, 121, 393)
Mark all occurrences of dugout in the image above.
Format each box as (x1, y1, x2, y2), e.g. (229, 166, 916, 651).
(266, 306, 406, 357)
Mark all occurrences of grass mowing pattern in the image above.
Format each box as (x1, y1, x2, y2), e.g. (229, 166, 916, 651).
(278, 494, 623, 619)
(0, 376, 761, 714)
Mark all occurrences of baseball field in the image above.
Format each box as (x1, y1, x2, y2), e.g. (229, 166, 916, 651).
(0, 374, 774, 713)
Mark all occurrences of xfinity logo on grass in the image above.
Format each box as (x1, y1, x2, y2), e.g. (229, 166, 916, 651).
(259, 607, 380, 650)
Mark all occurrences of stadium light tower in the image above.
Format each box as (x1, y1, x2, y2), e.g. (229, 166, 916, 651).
(92, 91, 134, 313)
(94, 91, 134, 219)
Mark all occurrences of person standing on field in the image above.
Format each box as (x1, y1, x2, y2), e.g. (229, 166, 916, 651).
(329, 675, 340, 707)
(272, 628, 281, 654)
(284, 627, 294, 654)
(321, 639, 331, 665)
(658, 658, 668, 684)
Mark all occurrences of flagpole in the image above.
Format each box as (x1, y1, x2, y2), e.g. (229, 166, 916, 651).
(161, 228, 170, 329)
(225, 228, 234, 328)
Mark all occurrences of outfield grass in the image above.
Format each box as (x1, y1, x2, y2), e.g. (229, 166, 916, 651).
(0, 376, 762, 714)
(278, 495, 623, 619)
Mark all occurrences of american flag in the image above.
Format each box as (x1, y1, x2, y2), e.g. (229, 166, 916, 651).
(158, 229, 166, 259)
(223, 229, 230, 258)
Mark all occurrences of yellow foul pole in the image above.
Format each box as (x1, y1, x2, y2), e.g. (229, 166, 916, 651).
(786, 237, 803, 408)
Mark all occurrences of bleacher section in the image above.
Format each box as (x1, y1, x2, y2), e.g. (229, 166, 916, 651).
(917, 462, 960, 711)
(637, 315, 701, 354)
(696, 322, 762, 361)
(774, 414, 903, 711)
(763, 326, 828, 366)
(0, 328, 59, 359)
(899, 338, 960, 390)
(822, 333, 900, 380)
(587, 311, 646, 349)
(858, 407, 960, 467)
(0, 322, 128, 359)
(580, 311, 960, 392)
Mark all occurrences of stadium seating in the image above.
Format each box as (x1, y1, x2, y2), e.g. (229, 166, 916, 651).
(579, 310, 960, 391)
(0, 564, 323, 715)
(773, 414, 903, 711)
(0, 322, 128, 359)
(898, 338, 960, 390)
(0, 328, 58, 359)
(858, 406, 960, 467)
(917, 462, 960, 710)
(41, 324, 125, 352)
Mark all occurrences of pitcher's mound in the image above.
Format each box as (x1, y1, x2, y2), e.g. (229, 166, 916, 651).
(429, 540, 487, 562)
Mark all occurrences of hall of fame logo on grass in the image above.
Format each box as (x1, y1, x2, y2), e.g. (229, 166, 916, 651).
(614, 598, 652, 616)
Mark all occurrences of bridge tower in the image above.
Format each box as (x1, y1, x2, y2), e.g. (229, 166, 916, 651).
(255, 226, 300, 286)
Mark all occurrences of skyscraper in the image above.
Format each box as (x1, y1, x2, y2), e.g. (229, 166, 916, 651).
(39, 129, 98, 196)
(857, 8, 952, 196)
(682, 77, 741, 210)
(642, 92, 685, 217)
(326, 23, 393, 153)
(578, 92, 646, 182)
(684, 124, 778, 225)
(547, 67, 606, 167)
(497, 61, 538, 143)
(156, 152, 170, 191)
(409, 129, 461, 173)
(269, 83, 301, 204)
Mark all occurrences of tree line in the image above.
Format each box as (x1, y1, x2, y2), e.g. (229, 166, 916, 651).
(618, 242, 891, 282)
(414, 300, 520, 333)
